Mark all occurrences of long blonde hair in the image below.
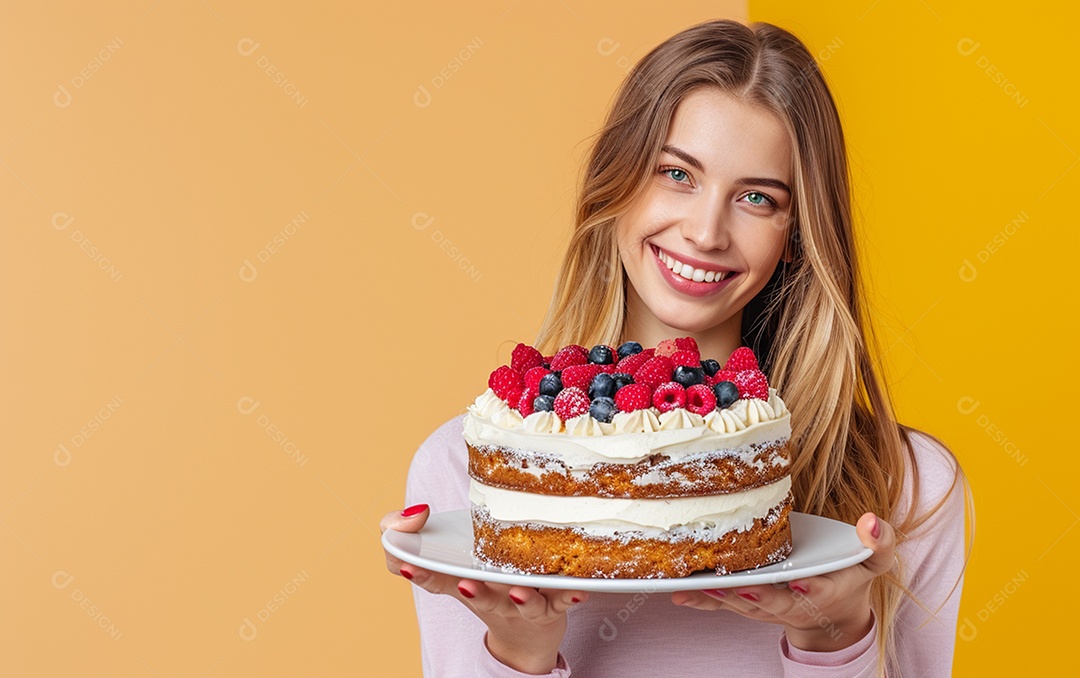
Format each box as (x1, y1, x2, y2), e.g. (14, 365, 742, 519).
(534, 19, 969, 673)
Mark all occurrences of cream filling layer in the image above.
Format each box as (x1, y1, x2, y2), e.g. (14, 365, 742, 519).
(470, 475, 791, 534)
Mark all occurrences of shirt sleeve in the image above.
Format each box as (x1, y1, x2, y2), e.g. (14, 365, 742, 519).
(779, 428, 968, 677)
(404, 415, 574, 677)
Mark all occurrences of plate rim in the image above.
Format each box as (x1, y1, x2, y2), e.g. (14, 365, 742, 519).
(383, 509, 873, 593)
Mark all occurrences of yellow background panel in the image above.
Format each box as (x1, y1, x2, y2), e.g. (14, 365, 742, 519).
(750, 0, 1079, 674)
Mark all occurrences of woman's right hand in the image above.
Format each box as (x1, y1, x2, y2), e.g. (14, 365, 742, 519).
(380, 504, 587, 674)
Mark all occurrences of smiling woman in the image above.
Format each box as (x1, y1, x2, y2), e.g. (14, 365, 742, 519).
(382, 17, 970, 678)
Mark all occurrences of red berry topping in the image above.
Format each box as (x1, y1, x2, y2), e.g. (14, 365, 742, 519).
(561, 363, 603, 389)
(517, 387, 538, 417)
(733, 369, 769, 400)
(671, 350, 701, 368)
(634, 356, 675, 391)
(489, 365, 524, 402)
(675, 337, 699, 353)
(714, 369, 738, 384)
(615, 350, 651, 376)
(614, 383, 651, 412)
(723, 346, 760, 372)
(523, 366, 551, 391)
(655, 339, 679, 357)
(652, 381, 686, 413)
(553, 386, 590, 420)
(599, 363, 617, 374)
(550, 344, 589, 371)
(511, 343, 544, 373)
(685, 384, 717, 415)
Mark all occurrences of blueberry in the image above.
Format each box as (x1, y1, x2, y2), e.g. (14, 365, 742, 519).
(533, 394, 555, 412)
(673, 365, 704, 387)
(539, 373, 563, 397)
(612, 372, 634, 391)
(588, 344, 615, 365)
(588, 372, 616, 399)
(714, 381, 739, 409)
(589, 396, 616, 423)
(616, 341, 643, 359)
(700, 359, 720, 377)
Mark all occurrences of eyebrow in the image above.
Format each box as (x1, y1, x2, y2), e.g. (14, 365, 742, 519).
(661, 144, 792, 195)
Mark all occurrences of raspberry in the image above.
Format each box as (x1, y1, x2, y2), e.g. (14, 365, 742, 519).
(714, 369, 738, 384)
(723, 347, 760, 372)
(675, 337, 699, 353)
(510, 343, 544, 373)
(599, 363, 617, 374)
(488, 365, 524, 402)
(655, 339, 679, 357)
(634, 356, 675, 391)
(523, 366, 551, 391)
(652, 382, 686, 413)
(733, 369, 769, 400)
(685, 384, 717, 415)
(517, 387, 538, 417)
(614, 383, 651, 412)
(561, 363, 602, 390)
(671, 350, 701, 368)
(553, 386, 590, 420)
(550, 344, 589, 371)
(615, 351, 651, 376)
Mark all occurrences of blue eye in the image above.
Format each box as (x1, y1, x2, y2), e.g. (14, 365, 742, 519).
(743, 191, 777, 207)
(659, 166, 690, 184)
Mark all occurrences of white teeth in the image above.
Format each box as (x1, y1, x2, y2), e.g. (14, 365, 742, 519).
(656, 248, 728, 283)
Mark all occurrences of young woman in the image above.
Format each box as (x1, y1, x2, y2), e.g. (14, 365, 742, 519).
(381, 18, 969, 677)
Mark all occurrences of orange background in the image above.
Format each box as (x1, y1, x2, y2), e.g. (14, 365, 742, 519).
(1, 1, 1074, 676)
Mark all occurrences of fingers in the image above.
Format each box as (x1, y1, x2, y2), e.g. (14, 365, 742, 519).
(382, 504, 430, 575)
(855, 512, 897, 576)
(379, 504, 430, 535)
(672, 590, 726, 611)
(457, 580, 585, 620)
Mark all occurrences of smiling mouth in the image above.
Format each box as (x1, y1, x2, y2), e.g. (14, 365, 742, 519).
(652, 245, 734, 283)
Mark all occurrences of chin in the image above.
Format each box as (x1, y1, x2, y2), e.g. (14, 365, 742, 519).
(652, 300, 735, 334)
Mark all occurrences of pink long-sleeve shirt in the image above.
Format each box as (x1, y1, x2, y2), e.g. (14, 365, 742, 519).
(404, 414, 967, 677)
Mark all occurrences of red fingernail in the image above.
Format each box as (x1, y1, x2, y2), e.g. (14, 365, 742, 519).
(571, 596, 581, 603)
(789, 583, 808, 595)
(737, 592, 759, 602)
(400, 569, 414, 580)
(402, 503, 428, 517)
(458, 585, 475, 599)
(703, 588, 726, 598)
(870, 515, 881, 539)
(509, 593, 525, 605)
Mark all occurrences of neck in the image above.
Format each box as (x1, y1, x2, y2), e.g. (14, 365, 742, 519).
(620, 286, 743, 363)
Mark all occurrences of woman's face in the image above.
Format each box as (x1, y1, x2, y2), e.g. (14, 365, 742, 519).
(616, 88, 793, 337)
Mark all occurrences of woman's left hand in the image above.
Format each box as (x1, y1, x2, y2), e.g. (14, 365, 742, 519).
(671, 512, 895, 652)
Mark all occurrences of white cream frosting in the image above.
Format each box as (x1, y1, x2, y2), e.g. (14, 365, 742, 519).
(463, 387, 791, 470)
(470, 476, 792, 537)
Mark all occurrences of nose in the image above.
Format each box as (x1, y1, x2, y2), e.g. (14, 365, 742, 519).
(680, 190, 732, 252)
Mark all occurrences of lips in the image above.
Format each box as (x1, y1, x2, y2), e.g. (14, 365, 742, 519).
(652, 245, 733, 282)
(649, 244, 738, 297)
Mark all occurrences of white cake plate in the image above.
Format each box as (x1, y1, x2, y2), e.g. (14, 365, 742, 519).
(382, 510, 873, 593)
